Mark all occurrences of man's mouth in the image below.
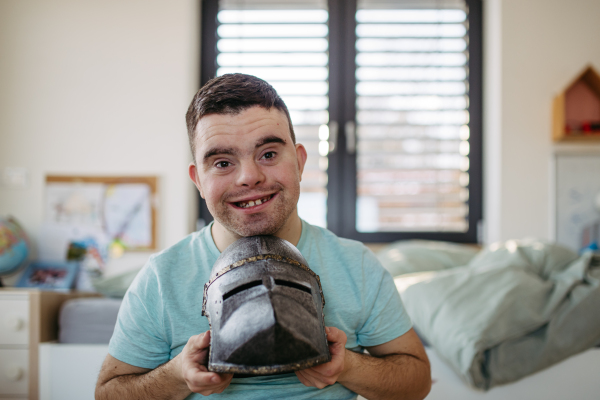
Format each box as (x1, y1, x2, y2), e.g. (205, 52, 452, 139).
(234, 194, 274, 209)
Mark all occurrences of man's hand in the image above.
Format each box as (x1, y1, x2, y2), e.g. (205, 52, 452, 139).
(179, 331, 234, 396)
(96, 331, 233, 400)
(295, 326, 348, 389)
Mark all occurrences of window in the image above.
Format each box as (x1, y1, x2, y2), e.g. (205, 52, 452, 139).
(199, 0, 482, 243)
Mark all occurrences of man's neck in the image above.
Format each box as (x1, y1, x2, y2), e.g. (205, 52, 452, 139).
(211, 213, 303, 252)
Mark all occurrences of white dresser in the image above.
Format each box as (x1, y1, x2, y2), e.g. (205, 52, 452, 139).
(0, 289, 99, 400)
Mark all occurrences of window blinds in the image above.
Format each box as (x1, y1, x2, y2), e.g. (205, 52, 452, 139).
(355, 0, 471, 232)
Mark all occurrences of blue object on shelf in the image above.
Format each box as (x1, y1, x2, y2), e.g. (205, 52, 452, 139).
(16, 261, 79, 290)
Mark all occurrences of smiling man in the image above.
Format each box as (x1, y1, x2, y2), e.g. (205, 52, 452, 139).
(95, 74, 431, 400)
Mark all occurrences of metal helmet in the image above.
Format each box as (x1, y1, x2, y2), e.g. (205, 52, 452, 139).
(202, 235, 330, 375)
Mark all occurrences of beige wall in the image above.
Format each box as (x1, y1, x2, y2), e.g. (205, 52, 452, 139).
(3, 0, 600, 249)
(484, 0, 600, 243)
(0, 0, 199, 249)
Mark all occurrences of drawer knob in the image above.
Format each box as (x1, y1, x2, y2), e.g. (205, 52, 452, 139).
(6, 316, 25, 331)
(5, 366, 24, 381)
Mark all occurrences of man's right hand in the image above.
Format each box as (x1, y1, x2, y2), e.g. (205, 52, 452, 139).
(177, 331, 234, 396)
(96, 331, 233, 400)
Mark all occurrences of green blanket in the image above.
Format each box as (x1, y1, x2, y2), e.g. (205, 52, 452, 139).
(394, 239, 600, 390)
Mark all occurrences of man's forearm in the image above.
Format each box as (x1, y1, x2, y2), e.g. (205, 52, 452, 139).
(338, 349, 431, 400)
(95, 358, 191, 400)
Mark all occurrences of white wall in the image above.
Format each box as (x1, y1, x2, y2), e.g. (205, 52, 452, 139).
(0, 0, 199, 250)
(3, 0, 600, 249)
(484, 0, 600, 243)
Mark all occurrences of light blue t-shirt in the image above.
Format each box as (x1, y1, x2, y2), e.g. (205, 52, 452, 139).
(109, 220, 412, 399)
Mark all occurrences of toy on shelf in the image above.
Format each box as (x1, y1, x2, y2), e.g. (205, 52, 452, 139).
(553, 65, 600, 141)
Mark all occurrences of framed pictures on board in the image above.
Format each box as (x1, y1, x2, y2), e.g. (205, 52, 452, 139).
(44, 176, 158, 250)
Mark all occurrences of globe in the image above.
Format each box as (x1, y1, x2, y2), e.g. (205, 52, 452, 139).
(0, 217, 29, 286)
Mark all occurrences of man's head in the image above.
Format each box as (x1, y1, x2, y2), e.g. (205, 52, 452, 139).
(186, 74, 307, 244)
(186, 74, 296, 163)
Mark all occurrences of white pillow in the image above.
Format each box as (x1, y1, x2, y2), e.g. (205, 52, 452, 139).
(376, 240, 480, 277)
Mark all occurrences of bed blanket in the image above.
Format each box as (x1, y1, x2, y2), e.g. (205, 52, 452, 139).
(396, 239, 600, 390)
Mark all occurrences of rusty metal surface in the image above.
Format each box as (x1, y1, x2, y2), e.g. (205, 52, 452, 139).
(202, 236, 331, 375)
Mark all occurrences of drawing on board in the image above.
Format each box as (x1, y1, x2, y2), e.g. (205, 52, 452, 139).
(555, 155, 600, 252)
(45, 176, 157, 250)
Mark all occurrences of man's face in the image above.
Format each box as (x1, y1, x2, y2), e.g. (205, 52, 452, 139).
(189, 106, 307, 237)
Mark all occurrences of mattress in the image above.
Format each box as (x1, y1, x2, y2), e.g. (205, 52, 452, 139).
(58, 297, 122, 344)
(424, 347, 600, 400)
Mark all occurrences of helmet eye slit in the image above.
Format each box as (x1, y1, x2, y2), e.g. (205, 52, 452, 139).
(274, 279, 311, 295)
(223, 280, 263, 301)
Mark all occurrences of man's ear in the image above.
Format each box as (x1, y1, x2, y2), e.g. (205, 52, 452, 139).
(295, 143, 308, 181)
(188, 162, 205, 199)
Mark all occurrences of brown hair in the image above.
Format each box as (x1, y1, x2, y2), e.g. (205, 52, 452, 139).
(185, 73, 296, 162)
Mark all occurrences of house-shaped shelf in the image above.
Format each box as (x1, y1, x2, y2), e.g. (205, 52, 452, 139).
(553, 65, 600, 141)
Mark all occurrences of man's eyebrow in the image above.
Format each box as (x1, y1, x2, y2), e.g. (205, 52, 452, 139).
(255, 135, 286, 149)
(202, 147, 238, 162)
(202, 136, 286, 162)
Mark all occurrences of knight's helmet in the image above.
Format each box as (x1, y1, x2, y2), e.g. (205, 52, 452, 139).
(202, 235, 331, 375)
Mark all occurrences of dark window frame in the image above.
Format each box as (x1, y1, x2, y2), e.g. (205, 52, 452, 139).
(197, 0, 483, 243)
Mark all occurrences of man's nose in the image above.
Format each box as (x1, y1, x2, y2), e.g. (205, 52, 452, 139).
(236, 160, 265, 187)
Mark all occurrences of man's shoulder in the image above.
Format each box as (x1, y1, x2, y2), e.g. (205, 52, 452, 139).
(146, 226, 218, 272)
(301, 221, 376, 262)
(151, 231, 198, 260)
(126, 227, 217, 300)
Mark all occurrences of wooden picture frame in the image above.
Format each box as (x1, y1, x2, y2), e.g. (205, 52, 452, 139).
(45, 175, 158, 250)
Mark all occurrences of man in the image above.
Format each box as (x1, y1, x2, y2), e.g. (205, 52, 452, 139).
(95, 74, 431, 400)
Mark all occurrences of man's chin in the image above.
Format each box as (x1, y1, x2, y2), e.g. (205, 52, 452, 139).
(222, 214, 289, 238)
(232, 223, 280, 237)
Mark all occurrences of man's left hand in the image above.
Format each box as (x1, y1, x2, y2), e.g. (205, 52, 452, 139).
(295, 326, 347, 389)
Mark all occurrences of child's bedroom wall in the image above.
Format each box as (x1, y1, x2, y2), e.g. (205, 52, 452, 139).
(484, 0, 600, 243)
(0, 0, 199, 249)
(2, 0, 600, 249)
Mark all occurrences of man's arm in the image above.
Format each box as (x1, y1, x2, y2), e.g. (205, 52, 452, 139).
(95, 331, 233, 399)
(295, 327, 431, 400)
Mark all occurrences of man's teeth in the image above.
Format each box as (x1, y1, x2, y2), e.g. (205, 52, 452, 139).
(237, 195, 272, 208)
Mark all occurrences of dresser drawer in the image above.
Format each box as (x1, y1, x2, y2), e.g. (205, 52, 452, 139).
(0, 297, 29, 345)
(0, 349, 28, 396)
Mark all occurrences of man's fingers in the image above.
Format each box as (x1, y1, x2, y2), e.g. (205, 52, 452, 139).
(296, 370, 322, 388)
(310, 357, 342, 376)
(325, 326, 347, 357)
(187, 372, 233, 395)
(186, 369, 232, 390)
(329, 341, 346, 357)
(187, 331, 211, 354)
(184, 369, 218, 387)
(299, 367, 324, 381)
(200, 379, 231, 396)
(295, 370, 311, 386)
(296, 328, 347, 388)
(180, 332, 235, 395)
(296, 368, 332, 389)
(325, 327, 347, 345)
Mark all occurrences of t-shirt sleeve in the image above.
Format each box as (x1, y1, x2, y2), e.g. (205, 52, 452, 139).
(356, 249, 412, 348)
(108, 257, 171, 369)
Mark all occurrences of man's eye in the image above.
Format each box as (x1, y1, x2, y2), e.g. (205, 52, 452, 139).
(262, 152, 275, 159)
(216, 161, 230, 168)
